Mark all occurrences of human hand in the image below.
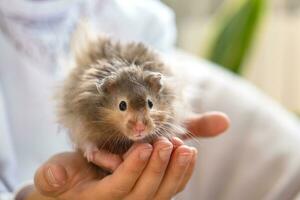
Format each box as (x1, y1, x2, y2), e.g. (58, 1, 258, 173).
(32, 111, 229, 200)
(33, 138, 197, 200)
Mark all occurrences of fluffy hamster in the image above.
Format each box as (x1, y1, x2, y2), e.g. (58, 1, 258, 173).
(57, 33, 187, 162)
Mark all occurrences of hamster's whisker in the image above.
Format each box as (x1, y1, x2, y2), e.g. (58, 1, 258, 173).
(89, 120, 112, 125)
(156, 127, 172, 139)
(140, 61, 156, 68)
(158, 121, 201, 145)
(154, 125, 174, 140)
(160, 121, 183, 130)
(181, 129, 201, 146)
(152, 110, 173, 115)
(98, 134, 114, 150)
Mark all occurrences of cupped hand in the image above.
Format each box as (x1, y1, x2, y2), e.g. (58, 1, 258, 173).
(34, 139, 197, 200)
(33, 111, 229, 200)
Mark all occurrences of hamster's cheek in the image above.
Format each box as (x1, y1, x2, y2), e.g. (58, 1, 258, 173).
(148, 120, 155, 132)
(150, 111, 166, 123)
(112, 111, 131, 133)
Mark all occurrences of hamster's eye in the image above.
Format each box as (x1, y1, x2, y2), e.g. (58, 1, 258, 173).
(119, 101, 127, 111)
(147, 99, 153, 109)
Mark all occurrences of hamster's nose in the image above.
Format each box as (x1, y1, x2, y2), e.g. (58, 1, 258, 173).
(134, 122, 146, 133)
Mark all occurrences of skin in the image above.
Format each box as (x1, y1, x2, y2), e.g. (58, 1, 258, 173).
(28, 112, 230, 200)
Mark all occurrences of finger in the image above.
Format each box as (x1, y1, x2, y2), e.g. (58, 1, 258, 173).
(154, 145, 193, 200)
(176, 148, 198, 194)
(34, 152, 97, 197)
(34, 163, 67, 197)
(183, 112, 230, 139)
(170, 137, 184, 148)
(128, 138, 173, 199)
(92, 149, 122, 172)
(122, 143, 140, 159)
(98, 143, 153, 199)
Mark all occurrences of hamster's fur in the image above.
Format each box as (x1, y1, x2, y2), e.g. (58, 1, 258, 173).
(57, 27, 188, 160)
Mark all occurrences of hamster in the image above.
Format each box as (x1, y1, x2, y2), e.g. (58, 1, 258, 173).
(57, 32, 188, 162)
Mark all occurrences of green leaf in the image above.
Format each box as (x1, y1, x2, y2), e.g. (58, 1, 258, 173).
(206, 0, 265, 74)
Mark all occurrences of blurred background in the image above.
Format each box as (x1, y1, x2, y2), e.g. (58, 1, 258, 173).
(162, 0, 300, 115)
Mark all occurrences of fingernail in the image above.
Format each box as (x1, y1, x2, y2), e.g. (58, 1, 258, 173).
(171, 137, 184, 148)
(191, 147, 198, 155)
(178, 153, 192, 166)
(46, 165, 67, 187)
(139, 147, 153, 161)
(159, 146, 173, 161)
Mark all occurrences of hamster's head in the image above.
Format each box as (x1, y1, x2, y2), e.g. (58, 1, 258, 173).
(93, 66, 175, 141)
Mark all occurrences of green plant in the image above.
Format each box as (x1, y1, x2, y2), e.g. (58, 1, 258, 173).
(206, 0, 266, 74)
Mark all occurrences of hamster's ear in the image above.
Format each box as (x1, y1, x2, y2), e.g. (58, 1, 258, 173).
(144, 72, 163, 93)
(96, 77, 116, 93)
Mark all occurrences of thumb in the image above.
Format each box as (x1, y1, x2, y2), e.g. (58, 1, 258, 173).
(183, 112, 230, 139)
(34, 163, 68, 197)
(34, 152, 88, 197)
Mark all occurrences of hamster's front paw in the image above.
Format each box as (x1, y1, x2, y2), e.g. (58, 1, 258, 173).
(83, 142, 99, 163)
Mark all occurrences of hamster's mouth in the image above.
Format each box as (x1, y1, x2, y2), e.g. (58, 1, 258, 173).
(128, 133, 148, 141)
(127, 132, 159, 143)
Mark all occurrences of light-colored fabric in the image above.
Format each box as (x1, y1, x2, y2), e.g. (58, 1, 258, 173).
(86, 0, 176, 51)
(0, 0, 175, 70)
(14, 181, 34, 200)
(0, 193, 13, 200)
(0, 82, 17, 193)
(167, 51, 300, 200)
